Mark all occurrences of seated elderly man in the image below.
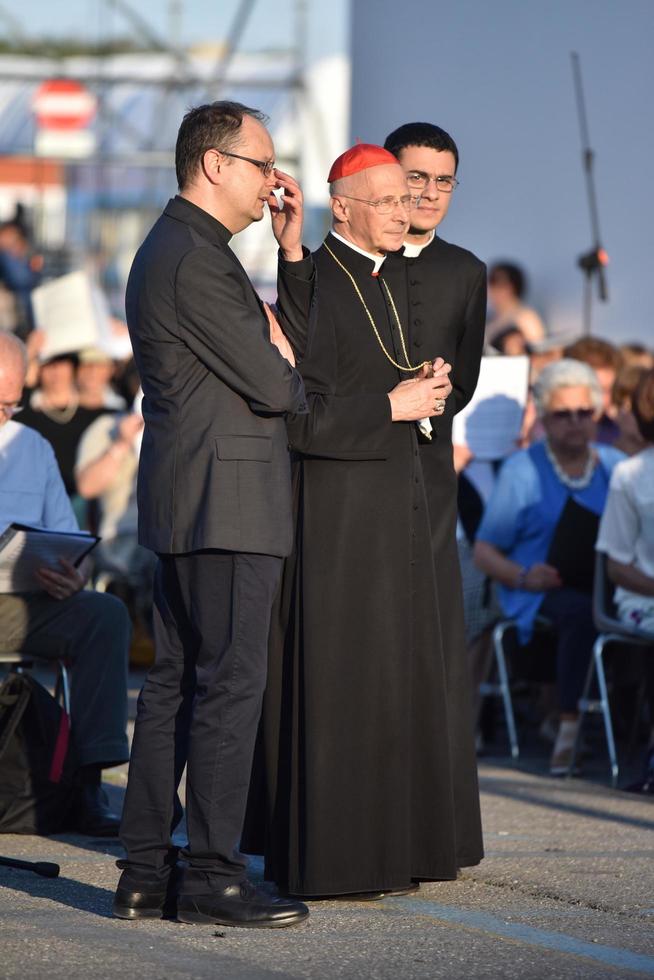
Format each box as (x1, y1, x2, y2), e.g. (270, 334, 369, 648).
(0, 333, 130, 835)
(474, 359, 624, 774)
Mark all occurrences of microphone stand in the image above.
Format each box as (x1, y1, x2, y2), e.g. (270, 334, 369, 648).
(571, 51, 609, 335)
(0, 855, 59, 877)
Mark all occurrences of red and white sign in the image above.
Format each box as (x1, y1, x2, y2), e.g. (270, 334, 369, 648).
(33, 79, 97, 158)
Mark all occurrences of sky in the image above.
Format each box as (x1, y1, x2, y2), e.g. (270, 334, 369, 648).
(1, 0, 348, 62)
(352, 0, 654, 343)
(7, 0, 653, 343)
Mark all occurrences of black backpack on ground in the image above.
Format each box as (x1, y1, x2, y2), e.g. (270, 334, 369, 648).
(0, 672, 77, 834)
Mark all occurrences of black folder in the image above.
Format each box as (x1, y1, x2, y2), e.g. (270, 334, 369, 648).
(546, 496, 600, 594)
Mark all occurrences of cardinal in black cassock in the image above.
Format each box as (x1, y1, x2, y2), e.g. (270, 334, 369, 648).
(245, 144, 482, 897)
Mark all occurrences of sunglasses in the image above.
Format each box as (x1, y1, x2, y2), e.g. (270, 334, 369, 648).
(548, 408, 595, 423)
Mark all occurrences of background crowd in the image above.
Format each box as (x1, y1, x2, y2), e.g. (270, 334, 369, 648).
(1, 207, 653, 810)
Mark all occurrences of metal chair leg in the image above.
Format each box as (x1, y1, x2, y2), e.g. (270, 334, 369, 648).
(569, 650, 596, 779)
(594, 637, 619, 788)
(54, 663, 71, 716)
(493, 621, 519, 760)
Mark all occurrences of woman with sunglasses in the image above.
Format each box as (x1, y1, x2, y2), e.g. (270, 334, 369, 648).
(474, 359, 624, 775)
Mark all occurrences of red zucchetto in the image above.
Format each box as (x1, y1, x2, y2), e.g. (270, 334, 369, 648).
(327, 143, 399, 183)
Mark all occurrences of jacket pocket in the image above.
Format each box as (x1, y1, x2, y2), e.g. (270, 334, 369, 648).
(215, 435, 272, 462)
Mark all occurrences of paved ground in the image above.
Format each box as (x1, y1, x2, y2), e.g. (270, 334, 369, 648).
(1, 673, 653, 979)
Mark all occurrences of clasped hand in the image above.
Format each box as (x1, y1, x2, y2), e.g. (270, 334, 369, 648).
(388, 358, 453, 422)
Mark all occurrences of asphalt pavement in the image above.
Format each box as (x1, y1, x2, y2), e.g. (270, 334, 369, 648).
(1, 673, 653, 979)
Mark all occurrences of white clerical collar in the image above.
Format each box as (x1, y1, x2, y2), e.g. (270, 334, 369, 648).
(330, 231, 386, 274)
(402, 230, 435, 258)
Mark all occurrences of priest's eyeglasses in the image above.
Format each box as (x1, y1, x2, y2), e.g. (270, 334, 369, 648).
(338, 194, 417, 214)
(406, 172, 459, 193)
(215, 149, 275, 178)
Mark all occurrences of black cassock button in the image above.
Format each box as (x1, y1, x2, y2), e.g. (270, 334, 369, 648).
(414, 339, 422, 348)
(410, 279, 420, 286)
(411, 299, 421, 306)
(414, 318, 423, 326)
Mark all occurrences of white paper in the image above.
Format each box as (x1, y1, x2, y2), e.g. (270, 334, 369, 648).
(0, 525, 96, 593)
(452, 355, 530, 461)
(31, 271, 112, 360)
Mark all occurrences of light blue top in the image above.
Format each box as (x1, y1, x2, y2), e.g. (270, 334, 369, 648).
(0, 420, 78, 532)
(476, 440, 624, 643)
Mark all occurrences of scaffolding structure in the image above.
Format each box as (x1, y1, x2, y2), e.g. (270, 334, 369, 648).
(0, 0, 340, 305)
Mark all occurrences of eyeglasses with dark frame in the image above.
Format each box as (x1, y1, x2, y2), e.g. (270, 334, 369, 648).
(337, 193, 418, 215)
(406, 172, 459, 194)
(214, 149, 275, 178)
(547, 408, 595, 423)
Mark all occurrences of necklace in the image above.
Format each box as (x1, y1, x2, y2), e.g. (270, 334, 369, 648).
(324, 243, 430, 373)
(545, 439, 597, 490)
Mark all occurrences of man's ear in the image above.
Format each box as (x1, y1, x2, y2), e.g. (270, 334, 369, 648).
(330, 196, 348, 224)
(202, 148, 222, 186)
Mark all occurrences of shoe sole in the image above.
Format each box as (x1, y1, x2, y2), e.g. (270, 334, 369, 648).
(113, 903, 165, 920)
(177, 908, 309, 928)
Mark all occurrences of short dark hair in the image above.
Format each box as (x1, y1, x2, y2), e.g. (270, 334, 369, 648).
(632, 368, 654, 442)
(489, 262, 526, 299)
(175, 101, 268, 191)
(384, 122, 459, 170)
(563, 336, 622, 373)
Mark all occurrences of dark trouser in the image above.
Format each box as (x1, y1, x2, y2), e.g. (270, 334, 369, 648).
(539, 588, 597, 713)
(0, 590, 130, 767)
(119, 550, 282, 892)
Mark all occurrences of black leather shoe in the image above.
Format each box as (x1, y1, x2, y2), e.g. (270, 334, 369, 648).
(177, 880, 309, 929)
(73, 784, 121, 837)
(113, 885, 170, 920)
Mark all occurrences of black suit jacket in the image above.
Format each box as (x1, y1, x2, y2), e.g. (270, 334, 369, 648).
(126, 195, 314, 557)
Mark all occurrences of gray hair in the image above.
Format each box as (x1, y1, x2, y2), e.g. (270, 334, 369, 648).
(532, 358, 603, 416)
(0, 331, 28, 372)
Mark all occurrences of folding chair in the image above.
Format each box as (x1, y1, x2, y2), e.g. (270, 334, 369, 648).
(0, 652, 71, 715)
(569, 552, 654, 787)
(479, 616, 553, 760)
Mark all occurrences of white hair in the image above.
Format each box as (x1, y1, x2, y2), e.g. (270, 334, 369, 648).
(0, 331, 28, 372)
(532, 357, 603, 416)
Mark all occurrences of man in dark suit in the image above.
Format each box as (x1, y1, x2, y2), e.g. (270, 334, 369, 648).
(383, 122, 486, 872)
(114, 101, 313, 928)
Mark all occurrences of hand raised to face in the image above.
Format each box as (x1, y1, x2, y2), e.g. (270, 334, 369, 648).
(269, 169, 304, 263)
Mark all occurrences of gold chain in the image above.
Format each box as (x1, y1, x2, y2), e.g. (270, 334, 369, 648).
(323, 243, 430, 373)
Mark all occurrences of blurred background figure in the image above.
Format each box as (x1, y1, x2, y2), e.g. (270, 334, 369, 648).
(490, 324, 529, 357)
(75, 383, 155, 665)
(19, 340, 111, 523)
(77, 347, 126, 411)
(473, 360, 624, 775)
(486, 261, 546, 351)
(0, 212, 42, 337)
(564, 336, 623, 445)
(612, 363, 650, 457)
(597, 368, 654, 792)
(619, 342, 654, 371)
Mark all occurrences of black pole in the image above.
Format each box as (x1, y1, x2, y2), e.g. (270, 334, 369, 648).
(571, 52, 609, 334)
(0, 855, 60, 877)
